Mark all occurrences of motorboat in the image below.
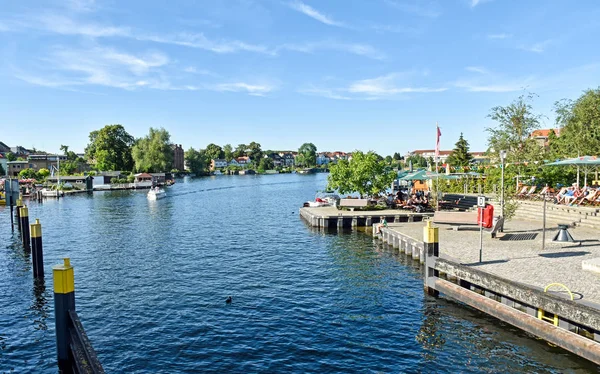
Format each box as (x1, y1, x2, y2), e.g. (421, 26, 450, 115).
(147, 187, 166, 200)
(41, 188, 64, 198)
(303, 192, 340, 208)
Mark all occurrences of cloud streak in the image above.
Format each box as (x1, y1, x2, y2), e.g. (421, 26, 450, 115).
(384, 0, 441, 18)
(288, 1, 344, 27)
(487, 33, 512, 39)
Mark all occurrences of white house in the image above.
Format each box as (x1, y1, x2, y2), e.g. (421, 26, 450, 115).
(235, 156, 250, 165)
(211, 159, 228, 170)
(229, 159, 241, 167)
(316, 153, 330, 165)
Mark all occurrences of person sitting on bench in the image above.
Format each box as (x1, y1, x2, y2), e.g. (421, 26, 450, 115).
(376, 217, 388, 234)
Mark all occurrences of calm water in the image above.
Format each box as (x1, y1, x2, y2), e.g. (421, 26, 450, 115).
(0, 173, 596, 373)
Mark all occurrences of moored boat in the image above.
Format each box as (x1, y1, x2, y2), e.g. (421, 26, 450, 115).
(41, 188, 65, 198)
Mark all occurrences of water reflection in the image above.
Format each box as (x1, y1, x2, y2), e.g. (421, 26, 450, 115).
(31, 279, 49, 334)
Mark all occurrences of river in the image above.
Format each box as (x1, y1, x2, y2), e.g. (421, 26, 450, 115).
(0, 173, 596, 373)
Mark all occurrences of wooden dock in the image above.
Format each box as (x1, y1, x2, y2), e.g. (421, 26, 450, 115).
(299, 206, 433, 229)
(375, 220, 600, 365)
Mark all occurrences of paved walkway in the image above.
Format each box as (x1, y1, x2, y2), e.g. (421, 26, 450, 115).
(386, 219, 600, 306)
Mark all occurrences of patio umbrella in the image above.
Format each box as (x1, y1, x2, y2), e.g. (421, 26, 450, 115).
(545, 156, 600, 186)
(399, 169, 434, 181)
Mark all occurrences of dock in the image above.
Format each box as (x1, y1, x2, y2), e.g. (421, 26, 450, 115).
(375, 219, 600, 365)
(299, 206, 432, 229)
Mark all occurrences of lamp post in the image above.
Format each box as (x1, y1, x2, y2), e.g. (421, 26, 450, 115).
(500, 150, 507, 219)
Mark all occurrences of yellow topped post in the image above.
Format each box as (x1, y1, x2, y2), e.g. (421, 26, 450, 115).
(53, 258, 75, 294)
(31, 219, 42, 238)
(423, 220, 439, 244)
(19, 206, 30, 251)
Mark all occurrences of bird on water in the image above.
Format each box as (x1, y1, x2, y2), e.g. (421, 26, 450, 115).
(226, 296, 232, 304)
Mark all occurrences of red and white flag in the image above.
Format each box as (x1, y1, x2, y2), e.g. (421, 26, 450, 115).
(435, 123, 441, 163)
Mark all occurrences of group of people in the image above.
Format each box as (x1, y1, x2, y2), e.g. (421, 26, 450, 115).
(380, 189, 432, 212)
(553, 185, 600, 206)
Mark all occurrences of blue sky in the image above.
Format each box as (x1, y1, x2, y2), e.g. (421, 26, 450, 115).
(1, 0, 599, 155)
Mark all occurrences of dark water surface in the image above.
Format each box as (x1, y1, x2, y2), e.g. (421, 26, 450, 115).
(0, 174, 596, 373)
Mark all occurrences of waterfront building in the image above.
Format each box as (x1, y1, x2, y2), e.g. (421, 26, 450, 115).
(172, 144, 184, 171)
(316, 153, 331, 165)
(279, 152, 295, 167)
(530, 128, 560, 148)
(27, 154, 68, 172)
(7, 160, 29, 177)
(210, 159, 228, 170)
(235, 156, 251, 167)
(265, 153, 283, 167)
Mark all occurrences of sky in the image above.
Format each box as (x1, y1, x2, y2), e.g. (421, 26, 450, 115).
(1, 0, 600, 155)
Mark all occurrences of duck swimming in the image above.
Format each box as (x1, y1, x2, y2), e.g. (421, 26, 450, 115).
(226, 296, 232, 304)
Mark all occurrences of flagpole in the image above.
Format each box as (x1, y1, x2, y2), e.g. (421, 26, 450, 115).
(436, 122, 440, 211)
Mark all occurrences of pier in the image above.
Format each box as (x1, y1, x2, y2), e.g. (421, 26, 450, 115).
(299, 206, 433, 229)
(375, 219, 600, 364)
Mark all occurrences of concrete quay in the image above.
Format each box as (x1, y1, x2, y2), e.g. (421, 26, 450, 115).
(375, 219, 600, 365)
(299, 206, 432, 229)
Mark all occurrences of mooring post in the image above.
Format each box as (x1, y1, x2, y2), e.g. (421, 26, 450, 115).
(20, 206, 31, 251)
(15, 198, 23, 232)
(53, 258, 75, 372)
(423, 220, 439, 297)
(31, 219, 44, 279)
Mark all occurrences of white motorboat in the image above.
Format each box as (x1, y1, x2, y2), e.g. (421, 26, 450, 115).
(41, 188, 64, 198)
(147, 187, 166, 200)
(303, 192, 340, 208)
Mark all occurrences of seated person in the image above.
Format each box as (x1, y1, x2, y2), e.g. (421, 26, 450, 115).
(558, 187, 575, 204)
(375, 217, 388, 234)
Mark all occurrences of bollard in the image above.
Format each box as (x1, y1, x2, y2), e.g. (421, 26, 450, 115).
(423, 220, 439, 297)
(20, 206, 30, 251)
(15, 199, 23, 232)
(31, 219, 44, 278)
(53, 258, 75, 372)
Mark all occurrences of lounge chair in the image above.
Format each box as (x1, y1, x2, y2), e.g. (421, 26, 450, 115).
(515, 186, 529, 198)
(522, 186, 537, 199)
(532, 186, 550, 200)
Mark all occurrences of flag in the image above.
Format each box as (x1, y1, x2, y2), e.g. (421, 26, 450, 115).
(435, 124, 441, 163)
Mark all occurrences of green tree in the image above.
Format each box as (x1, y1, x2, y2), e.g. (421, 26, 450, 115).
(205, 143, 224, 161)
(19, 168, 38, 180)
(258, 157, 274, 172)
(327, 150, 395, 198)
(486, 93, 543, 167)
(6, 152, 16, 162)
(223, 144, 233, 162)
(406, 154, 427, 168)
(247, 142, 263, 162)
(85, 124, 134, 171)
(38, 168, 50, 179)
(233, 144, 247, 158)
(0, 163, 5, 176)
(297, 143, 317, 167)
(393, 152, 402, 161)
(185, 147, 208, 176)
(132, 127, 174, 173)
(446, 133, 473, 167)
(385, 155, 393, 164)
(551, 89, 600, 157)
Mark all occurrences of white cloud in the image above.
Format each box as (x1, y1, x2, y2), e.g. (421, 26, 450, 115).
(348, 73, 447, 95)
(520, 39, 553, 53)
(487, 33, 512, 39)
(183, 66, 214, 76)
(211, 82, 275, 96)
(279, 41, 384, 60)
(465, 66, 489, 74)
(141, 32, 273, 54)
(288, 1, 344, 27)
(384, 0, 441, 18)
(298, 86, 353, 100)
(470, 0, 481, 7)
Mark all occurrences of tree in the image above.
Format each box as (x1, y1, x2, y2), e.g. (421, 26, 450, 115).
(6, 152, 16, 162)
(486, 93, 543, 166)
(185, 147, 208, 176)
(258, 157, 274, 172)
(393, 152, 402, 161)
(0, 163, 5, 176)
(551, 89, 600, 157)
(247, 142, 263, 162)
(405, 154, 427, 168)
(223, 144, 233, 162)
(205, 143, 224, 161)
(132, 127, 174, 173)
(85, 124, 134, 171)
(446, 133, 473, 167)
(385, 155, 393, 164)
(38, 168, 50, 179)
(233, 144, 247, 158)
(327, 150, 395, 198)
(298, 143, 317, 167)
(19, 168, 38, 180)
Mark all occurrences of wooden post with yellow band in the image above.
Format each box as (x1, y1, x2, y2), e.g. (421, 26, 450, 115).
(423, 220, 440, 297)
(31, 219, 44, 279)
(19, 206, 30, 251)
(15, 199, 23, 232)
(53, 258, 75, 371)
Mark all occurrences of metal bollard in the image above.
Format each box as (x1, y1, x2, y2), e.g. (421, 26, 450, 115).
(423, 221, 440, 297)
(53, 258, 75, 372)
(20, 206, 30, 251)
(15, 199, 23, 232)
(31, 219, 44, 278)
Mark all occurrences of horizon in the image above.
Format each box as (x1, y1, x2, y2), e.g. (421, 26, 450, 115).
(1, 0, 598, 155)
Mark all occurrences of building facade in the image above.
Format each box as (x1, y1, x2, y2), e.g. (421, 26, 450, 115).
(210, 159, 228, 170)
(172, 144, 184, 171)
